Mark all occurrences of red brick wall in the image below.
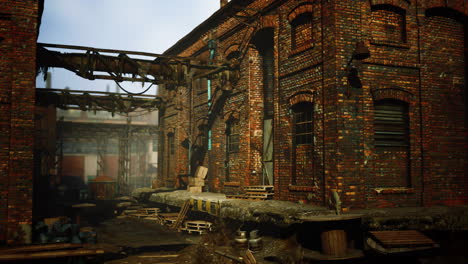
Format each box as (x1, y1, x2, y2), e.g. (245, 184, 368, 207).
(159, 0, 467, 210)
(0, 0, 39, 244)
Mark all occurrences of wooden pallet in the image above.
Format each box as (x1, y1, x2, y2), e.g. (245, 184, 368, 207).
(185, 220, 213, 229)
(369, 230, 436, 248)
(137, 208, 160, 215)
(226, 194, 271, 201)
(157, 213, 179, 225)
(245, 193, 274, 199)
(244, 185, 274, 192)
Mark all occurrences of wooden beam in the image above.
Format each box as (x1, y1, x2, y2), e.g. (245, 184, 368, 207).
(0, 249, 105, 261)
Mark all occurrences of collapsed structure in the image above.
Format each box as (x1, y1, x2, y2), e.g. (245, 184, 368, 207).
(0, 0, 466, 245)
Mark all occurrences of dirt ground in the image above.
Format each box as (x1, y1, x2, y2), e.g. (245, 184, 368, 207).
(87, 215, 306, 264)
(86, 216, 467, 264)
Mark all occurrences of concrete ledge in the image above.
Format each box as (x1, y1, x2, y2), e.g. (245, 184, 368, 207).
(147, 190, 468, 230)
(149, 190, 332, 225)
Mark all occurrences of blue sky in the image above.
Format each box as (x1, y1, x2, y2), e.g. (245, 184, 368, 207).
(37, 0, 220, 94)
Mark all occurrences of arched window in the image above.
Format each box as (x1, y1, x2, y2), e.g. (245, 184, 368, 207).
(371, 4, 406, 44)
(374, 99, 409, 147)
(291, 12, 313, 51)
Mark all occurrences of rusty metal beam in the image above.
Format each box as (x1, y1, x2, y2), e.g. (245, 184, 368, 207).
(37, 43, 232, 85)
(36, 88, 163, 113)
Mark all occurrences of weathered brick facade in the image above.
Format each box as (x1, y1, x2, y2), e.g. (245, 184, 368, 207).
(0, 0, 40, 244)
(159, 0, 467, 210)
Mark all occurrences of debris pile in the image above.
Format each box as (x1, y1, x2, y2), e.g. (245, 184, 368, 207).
(34, 217, 96, 244)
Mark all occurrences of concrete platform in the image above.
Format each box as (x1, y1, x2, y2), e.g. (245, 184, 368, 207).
(138, 189, 468, 230)
(148, 190, 332, 225)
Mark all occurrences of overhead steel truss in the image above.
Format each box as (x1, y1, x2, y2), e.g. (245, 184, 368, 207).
(37, 43, 234, 86)
(36, 88, 162, 114)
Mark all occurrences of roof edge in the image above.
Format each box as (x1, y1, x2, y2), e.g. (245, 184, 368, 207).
(163, 0, 254, 56)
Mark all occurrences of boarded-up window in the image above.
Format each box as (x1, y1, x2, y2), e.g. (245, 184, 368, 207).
(226, 119, 240, 153)
(374, 99, 409, 147)
(371, 5, 406, 43)
(291, 12, 312, 50)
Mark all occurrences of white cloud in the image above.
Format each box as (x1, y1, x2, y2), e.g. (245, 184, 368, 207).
(37, 0, 219, 92)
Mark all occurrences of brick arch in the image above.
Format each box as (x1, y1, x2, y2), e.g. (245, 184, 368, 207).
(424, 2, 467, 16)
(288, 3, 313, 23)
(289, 91, 314, 106)
(224, 43, 240, 58)
(425, 7, 467, 22)
(223, 110, 240, 122)
(371, 87, 414, 103)
(369, 0, 410, 10)
(260, 15, 277, 29)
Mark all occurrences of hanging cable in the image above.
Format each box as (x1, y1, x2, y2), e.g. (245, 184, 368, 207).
(114, 80, 155, 95)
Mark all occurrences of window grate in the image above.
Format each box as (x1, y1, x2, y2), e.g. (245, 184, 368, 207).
(374, 100, 409, 147)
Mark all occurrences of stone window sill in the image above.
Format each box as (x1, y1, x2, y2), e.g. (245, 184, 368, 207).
(370, 40, 410, 49)
(373, 187, 415, 194)
(289, 185, 315, 192)
(224, 182, 240, 187)
(289, 43, 314, 57)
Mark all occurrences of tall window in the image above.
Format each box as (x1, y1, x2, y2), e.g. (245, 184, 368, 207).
(291, 12, 313, 51)
(226, 119, 240, 153)
(371, 5, 406, 44)
(168, 132, 175, 155)
(292, 102, 313, 145)
(374, 99, 409, 147)
(373, 99, 410, 187)
(291, 102, 314, 185)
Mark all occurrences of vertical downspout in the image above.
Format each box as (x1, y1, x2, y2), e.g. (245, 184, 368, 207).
(207, 48, 215, 151)
(188, 77, 193, 175)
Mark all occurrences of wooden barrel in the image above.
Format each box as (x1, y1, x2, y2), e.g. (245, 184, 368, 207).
(321, 229, 348, 256)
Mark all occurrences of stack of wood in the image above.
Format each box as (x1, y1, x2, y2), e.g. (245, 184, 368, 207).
(226, 185, 274, 200)
(179, 220, 213, 235)
(187, 166, 208, 193)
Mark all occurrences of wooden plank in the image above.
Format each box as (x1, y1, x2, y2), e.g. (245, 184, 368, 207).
(0, 243, 83, 254)
(171, 200, 191, 230)
(0, 249, 104, 261)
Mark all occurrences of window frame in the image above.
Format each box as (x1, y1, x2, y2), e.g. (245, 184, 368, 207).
(374, 99, 410, 148)
(226, 118, 240, 153)
(292, 102, 314, 146)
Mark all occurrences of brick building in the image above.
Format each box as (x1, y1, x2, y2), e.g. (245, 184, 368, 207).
(158, 0, 467, 210)
(0, 0, 42, 244)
